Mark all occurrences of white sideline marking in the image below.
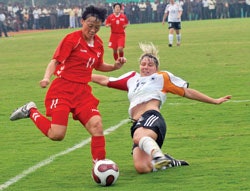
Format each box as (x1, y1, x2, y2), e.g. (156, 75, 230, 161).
(228, 99, 250, 103)
(0, 119, 130, 191)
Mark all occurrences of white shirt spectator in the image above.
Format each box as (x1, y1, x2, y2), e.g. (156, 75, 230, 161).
(0, 13, 6, 22)
(33, 8, 41, 19)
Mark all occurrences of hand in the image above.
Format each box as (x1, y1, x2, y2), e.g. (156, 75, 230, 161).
(215, 95, 232, 104)
(39, 78, 50, 88)
(114, 57, 127, 70)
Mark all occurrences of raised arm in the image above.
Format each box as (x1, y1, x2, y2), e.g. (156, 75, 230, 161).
(184, 88, 231, 104)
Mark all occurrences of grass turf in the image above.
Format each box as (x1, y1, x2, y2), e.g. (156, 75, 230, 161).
(0, 18, 249, 191)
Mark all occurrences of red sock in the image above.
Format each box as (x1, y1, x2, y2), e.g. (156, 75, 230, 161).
(113, 53, 118, 60)
(30, 108, 51, 136)
(119, 51, 124, 58)
(91, 136, 106, 162)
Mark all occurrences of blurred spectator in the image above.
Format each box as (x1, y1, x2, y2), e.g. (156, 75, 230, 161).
(138, 1, 147, 23)
(22, 8, 29, 30)
(145, 0, 153, 22)
(69, 6, 76, 28)
(238, 0, 246, 17)
(152, 1, 158, 22)
(63, 6, 70, 28)
(202, 0, 210, 19)
(50, 6, 57, 29)
(75, 5, 82, 28)
(33, 6, 40, 29)
(131, 2, 140, 24)
(40, 7, 50, 29)
(0, 9, 9, 37)
(222, 0, 230, 18)
(208, 0, 217, 19)
(57, 5, 64, 29)
(246, 0, 250, 16)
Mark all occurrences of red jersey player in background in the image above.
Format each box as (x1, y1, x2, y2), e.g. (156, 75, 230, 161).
(105, 3, 129, 61)
(10, 6, 126, 166)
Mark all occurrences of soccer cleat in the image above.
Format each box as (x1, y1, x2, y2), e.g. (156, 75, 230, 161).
(153, 156, 171, 170)
(165, 154, 189, 167)
(10, 102, 37, 121)
(168, 44, 172, 47)
(177, 42, 181, 47)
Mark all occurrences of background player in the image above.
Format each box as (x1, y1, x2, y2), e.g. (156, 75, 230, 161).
(105, 3, 129, 60)
(162, 0, 183, 47)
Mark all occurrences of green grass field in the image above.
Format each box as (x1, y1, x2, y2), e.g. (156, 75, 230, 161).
(1, 18, 250, 191)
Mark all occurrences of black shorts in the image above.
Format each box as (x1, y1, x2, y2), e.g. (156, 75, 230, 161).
(130, 110, 167, 149)
(168, 22, 181, 30)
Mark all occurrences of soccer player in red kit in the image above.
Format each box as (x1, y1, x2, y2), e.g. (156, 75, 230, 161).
(105, 3, 129, 61)
(10, 6, 126, 164)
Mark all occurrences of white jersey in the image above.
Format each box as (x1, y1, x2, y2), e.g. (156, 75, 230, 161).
(108, 71, 188, 115)
(164, 2, 183, 22)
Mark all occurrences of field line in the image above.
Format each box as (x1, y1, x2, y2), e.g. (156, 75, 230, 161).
(0, 119, 130, 191)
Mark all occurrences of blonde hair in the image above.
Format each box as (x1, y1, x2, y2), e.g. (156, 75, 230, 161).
(139, 42, 160, 67)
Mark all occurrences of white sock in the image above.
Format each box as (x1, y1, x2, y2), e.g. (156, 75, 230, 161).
(168, 34, 174, 45)
(139, 136, 164, 159)
(176, 34, 181, 43)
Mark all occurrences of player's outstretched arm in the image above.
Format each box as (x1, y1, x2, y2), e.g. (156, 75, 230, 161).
(184, 88, 231, 104)
(92, 74, 109, 86)
(95, 57, 126, 72)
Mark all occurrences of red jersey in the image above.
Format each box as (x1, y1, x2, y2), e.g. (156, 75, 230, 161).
(53, 30, 104, 83)
(105, 13, 128, 34)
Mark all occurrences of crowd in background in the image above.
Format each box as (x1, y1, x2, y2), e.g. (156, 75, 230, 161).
(0, 0, 250, 33)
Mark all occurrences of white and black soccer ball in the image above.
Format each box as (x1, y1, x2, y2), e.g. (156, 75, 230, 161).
(92, 159, 119, 186)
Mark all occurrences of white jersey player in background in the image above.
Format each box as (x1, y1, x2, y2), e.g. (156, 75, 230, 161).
(162, 0, 183, 47)
(92, 43, 231, 174)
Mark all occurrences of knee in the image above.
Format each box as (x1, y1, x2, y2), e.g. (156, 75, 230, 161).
(91, 120, 103, 132)
(48, 133, 65, 141)
(85, 116, 103, 136)
(133, 136, 140, 145)
(118, 47, 123, 52)
(47, 125, 66, 141)
(134, 162, 152, 174)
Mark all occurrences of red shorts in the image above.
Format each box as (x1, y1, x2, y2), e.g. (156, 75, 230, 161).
(108, 33, 126, 49)
(45, 78, 100, 125)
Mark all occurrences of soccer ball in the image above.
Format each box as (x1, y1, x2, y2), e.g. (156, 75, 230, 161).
(92, 159, 119, 186)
